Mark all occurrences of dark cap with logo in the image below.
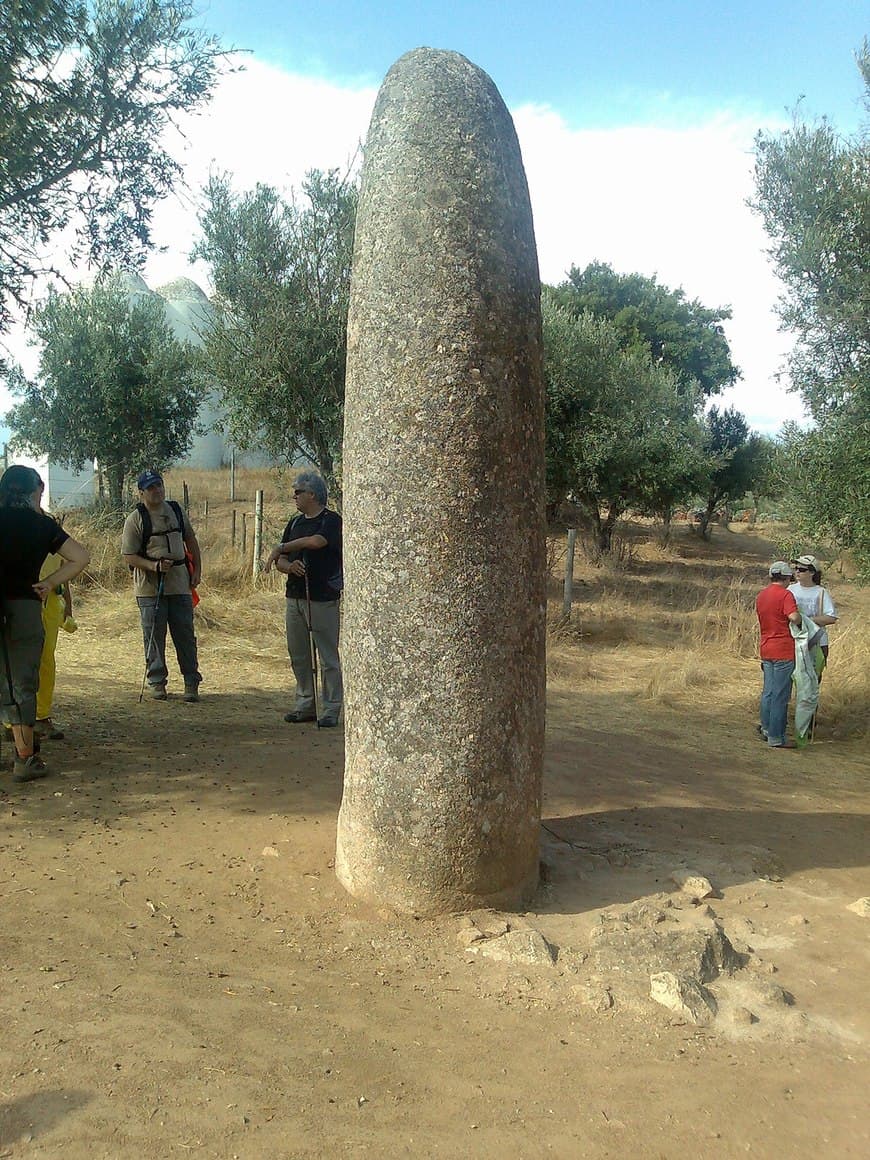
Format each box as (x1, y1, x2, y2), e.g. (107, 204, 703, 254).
(137, 470, 163, 491)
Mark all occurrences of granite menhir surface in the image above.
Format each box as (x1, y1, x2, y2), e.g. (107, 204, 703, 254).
(336, 47, 546, 915)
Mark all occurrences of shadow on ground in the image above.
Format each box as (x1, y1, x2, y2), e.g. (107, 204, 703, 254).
(0, 1089, 91, 1148)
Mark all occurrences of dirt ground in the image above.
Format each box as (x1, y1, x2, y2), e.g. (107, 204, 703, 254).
(1, 524, 868, 1159)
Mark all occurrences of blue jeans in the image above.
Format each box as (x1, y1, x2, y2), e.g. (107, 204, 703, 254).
(137, 594, 201, 689)
(760, 659, 794, 746)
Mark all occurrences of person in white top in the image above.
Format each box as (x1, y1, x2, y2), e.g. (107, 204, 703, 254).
(788, 554, 838, 675)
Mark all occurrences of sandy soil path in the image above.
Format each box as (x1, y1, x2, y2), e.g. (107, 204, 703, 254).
(1, 572, 867, 1159)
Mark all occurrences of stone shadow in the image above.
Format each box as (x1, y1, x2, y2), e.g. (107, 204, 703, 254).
(0, 1089, 91, 1148)
(538, 805, 869, 915)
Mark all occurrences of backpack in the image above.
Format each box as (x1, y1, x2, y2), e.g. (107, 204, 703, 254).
(131, 500, 187, 567)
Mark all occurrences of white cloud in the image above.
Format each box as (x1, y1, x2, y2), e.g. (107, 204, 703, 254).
(6, 61, 806, 435)
(513, 103, 805, 431)
(144, 60, 378, 290)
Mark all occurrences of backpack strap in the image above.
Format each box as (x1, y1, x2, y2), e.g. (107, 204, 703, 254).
(137, 502, 153, 559)
(168, 500, 186, 542)
(138, 500, 186, 559)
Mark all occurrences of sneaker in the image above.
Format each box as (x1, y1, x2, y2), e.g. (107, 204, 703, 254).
(12, 754, 48, 783)
(756, 725, 768, 741)
(149, 685, 168, 701)
(35, 718, 65, 740)
(183, 685, 200, 703)
(317, 716, 340, 728)
(283, 710, 316, 724)
(769, 740, 797, 750)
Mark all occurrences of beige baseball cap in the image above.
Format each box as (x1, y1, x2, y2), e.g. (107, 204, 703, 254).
(769, 561, 794, 578)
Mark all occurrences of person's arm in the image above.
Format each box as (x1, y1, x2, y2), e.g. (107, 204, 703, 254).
(32, 538, 90, 601)
(183, 524, 202, 588)
(811, 588, 837, 626)
(264, 532, 327, 572)
(122, 552, 174, 575)
(121, 512, 166, 574)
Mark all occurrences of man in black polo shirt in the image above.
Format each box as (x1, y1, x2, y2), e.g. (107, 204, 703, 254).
(264, 471, 343, 727)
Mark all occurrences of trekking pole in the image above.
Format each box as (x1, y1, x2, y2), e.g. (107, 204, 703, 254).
(304, 569, 321, 728)
(138, 571, 165, 703)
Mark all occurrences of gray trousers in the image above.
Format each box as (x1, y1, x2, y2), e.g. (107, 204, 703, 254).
(285, 597, 343, 720)
(137, 594, 201, 689)
(0, 599, 44, 726)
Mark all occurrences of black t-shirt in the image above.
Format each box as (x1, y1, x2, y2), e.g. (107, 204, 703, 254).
(0, 508, 69, 600)
(282, 508, 343, 602)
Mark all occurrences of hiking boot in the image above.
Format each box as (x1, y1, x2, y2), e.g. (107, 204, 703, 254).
(12, 754, 48, 783)
(283, 710, 316, 724)
(183, 684, 200, 703)
(317, 716, 339, 728)
(36, 718, 65, 740)
(149, 684, 168, 700)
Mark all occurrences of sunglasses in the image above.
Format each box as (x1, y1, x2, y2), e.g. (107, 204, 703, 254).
(293, 489, 309, 496)
(794, 566, 813, 573)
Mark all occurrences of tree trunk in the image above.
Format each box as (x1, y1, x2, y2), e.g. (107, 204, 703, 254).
(699, 495, 717, 540)
(106, 463, 125, 509)
(598, 504, 621, 552)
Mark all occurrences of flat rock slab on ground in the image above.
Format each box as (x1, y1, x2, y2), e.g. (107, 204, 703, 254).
(586, 900, 745, 986)
(650, 971, 718, 1024)
(465, 926, 557, 967)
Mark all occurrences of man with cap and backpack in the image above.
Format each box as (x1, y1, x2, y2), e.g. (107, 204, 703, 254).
(121, 470, 202, 701)
(755, 561, 802, 749)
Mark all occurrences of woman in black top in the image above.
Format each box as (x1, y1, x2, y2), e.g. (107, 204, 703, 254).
(0, 466, 90, 782)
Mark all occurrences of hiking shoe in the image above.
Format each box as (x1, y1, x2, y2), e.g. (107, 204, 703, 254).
(770, 740, 797, 750)
(149, 685, 168, 700)
(183, 685, 200, 703)
(317, 716, 340, 728)
(283, 711, 316, 724)
(756, 725, 768, 741)
(36, 718, 65, 740)
(12, 754, 48, 783)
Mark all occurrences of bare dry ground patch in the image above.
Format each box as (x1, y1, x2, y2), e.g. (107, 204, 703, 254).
(1, 480, 868, 1158)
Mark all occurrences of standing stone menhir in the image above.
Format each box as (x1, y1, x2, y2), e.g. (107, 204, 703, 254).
(335, 47, 546, 915)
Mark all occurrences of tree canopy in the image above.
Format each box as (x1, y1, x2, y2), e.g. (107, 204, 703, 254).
(192, 169, 357, 488)
(5, 280, 204, 505)
(695, 406, 773, 539)
(0, 0, 225, 335)
(550, 261, 740, 397)
(752, 43, 870, 577)
(543, 291, 704, 549)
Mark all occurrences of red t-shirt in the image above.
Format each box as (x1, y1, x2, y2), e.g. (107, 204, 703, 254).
(756, 583, 798, 660)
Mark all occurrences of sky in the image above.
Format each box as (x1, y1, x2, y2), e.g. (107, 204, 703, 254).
(5, 1, 868, 435)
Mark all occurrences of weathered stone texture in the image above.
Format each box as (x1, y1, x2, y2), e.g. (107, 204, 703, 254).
(335, 48, 545, 914)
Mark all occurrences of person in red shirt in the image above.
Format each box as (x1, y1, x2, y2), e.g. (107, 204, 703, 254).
(756, 561, 802, 749)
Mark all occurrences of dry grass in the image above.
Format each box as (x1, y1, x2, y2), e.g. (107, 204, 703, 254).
(60, 473, 868, 742)
(548, 519, 869, 739)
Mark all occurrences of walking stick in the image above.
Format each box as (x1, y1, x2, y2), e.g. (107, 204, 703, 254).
(138, 572, 165, 703)
(304, 569, 321, 728)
